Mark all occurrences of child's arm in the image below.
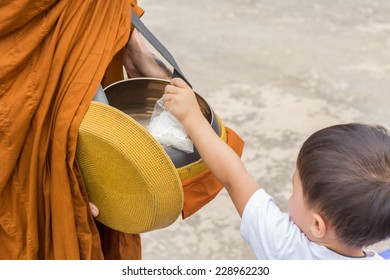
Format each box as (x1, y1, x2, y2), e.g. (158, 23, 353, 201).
(164, 78, 260, 216)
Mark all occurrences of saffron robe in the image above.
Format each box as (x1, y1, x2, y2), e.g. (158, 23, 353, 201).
(0, 0, 143, 259)
(0, 0, 244, 259)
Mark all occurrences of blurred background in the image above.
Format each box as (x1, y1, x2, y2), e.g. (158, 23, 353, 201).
(138, 0, 390, 259)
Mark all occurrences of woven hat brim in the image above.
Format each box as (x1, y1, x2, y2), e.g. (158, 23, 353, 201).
(77, 102, 183, 234)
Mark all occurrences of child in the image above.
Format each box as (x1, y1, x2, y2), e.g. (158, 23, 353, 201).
(163, 78, 390, 259)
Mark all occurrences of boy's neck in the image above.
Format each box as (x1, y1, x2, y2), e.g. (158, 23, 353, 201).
(317, 238, 365, 258)
(326, 244, 366, 258)
(313, 225, 366, 258)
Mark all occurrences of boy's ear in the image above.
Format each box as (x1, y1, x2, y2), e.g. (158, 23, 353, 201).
(310, 213, 326, 239)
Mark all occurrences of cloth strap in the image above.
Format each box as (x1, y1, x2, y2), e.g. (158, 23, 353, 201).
(131, 10, 192, 88)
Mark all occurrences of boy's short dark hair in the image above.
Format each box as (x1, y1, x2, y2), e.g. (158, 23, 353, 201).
(297, 123, 390, 248)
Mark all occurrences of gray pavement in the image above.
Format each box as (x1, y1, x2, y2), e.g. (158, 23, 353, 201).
(139, 0, 390, 259)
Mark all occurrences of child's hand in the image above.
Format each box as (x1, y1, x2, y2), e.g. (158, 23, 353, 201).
(163, 78, 204, 126)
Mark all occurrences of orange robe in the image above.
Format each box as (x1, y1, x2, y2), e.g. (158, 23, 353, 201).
(0, 0, 143, 259)
(0, 0, 244, 259)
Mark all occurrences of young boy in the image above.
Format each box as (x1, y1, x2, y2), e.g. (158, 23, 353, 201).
(163, 78, 390, 259)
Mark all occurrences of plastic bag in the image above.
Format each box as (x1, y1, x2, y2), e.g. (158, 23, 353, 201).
(147, 98, 194, 153)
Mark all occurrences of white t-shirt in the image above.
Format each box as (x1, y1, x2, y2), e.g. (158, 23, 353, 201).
(240, 189, 384, 260)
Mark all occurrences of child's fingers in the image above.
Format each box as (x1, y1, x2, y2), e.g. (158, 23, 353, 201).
(164, 84, 178, 95)
(171, 77, 190, 89)
(162, 93, 171, 104)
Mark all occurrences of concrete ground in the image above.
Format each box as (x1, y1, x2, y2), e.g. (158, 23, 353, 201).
(138, 0, 390, 259)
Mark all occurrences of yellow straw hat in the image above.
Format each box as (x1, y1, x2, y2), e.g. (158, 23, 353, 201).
(76, 101, 183, 234)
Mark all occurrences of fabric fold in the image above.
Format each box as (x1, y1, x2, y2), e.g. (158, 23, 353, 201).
(0, 0, 141, 259)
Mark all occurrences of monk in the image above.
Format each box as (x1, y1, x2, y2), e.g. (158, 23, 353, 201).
(0, 0, 244, 259)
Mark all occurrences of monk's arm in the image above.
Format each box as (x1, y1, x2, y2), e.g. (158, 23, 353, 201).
(124, 29, 172, 79)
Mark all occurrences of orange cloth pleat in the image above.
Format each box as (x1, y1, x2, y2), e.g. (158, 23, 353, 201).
(0, 0, 143, 259)
(95, 221, 141, 260)
(181, 127, 245, 219)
